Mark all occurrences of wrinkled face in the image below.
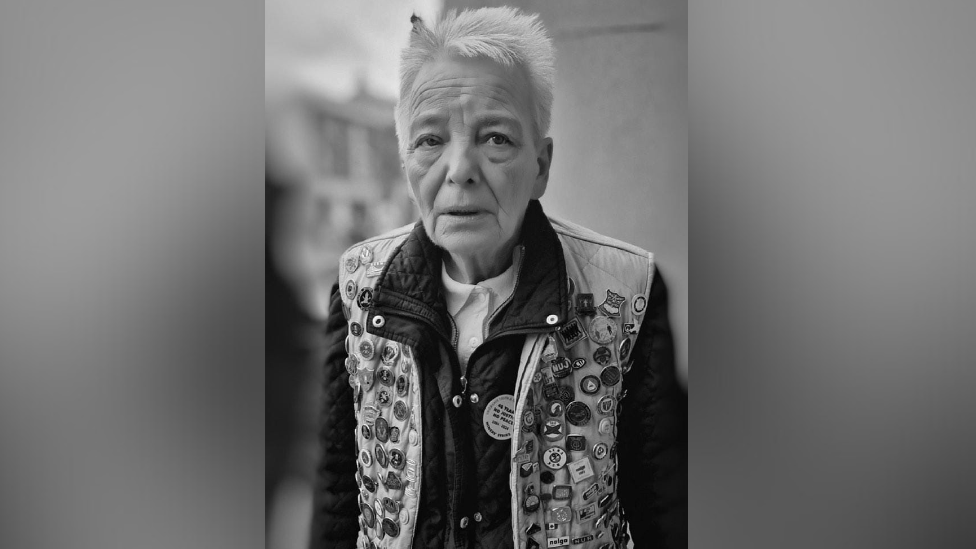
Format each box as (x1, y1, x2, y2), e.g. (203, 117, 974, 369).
(401, 55, 550, 265)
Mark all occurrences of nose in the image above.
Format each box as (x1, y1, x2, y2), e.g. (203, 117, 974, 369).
(445, 140, 479, 185)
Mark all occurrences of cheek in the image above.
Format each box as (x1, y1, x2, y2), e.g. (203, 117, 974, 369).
(405, 161, 439, 210)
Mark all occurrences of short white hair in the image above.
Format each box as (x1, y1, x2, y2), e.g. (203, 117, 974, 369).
(394, 7, 556, 154)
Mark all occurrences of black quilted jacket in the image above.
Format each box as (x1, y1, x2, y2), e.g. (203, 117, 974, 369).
(310, 201, 687, 549)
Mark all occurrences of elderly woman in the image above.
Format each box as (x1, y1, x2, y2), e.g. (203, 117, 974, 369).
(311, 7, 686, 549)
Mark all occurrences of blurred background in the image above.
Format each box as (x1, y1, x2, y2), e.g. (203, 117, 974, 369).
(265, 1, 686, 548)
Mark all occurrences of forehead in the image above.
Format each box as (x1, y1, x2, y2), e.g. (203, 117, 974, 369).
(405, 55, 535, 130)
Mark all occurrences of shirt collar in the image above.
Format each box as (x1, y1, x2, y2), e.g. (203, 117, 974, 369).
(441, 246, 522, 318)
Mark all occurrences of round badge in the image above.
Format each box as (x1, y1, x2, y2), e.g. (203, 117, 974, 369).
(359, 339, 375, 360)
(359, 245, 373, 264)
(402, 345, 413, 360)
(399, 508, 410, 525)
(597, 395, 615, 415)
(395, 375, 408, 397)
(377, 390, 392, 407)
(374, 417, 389, 442)
(357, 287, 373, 310)
(543, 418, 564, 441)
(362, 474, 376, 493)
(361, 501, 375, 527)
(377, 367, 394, 386)
(543, 447, 568, 469)
(521, 409, 536, 431)
(360, 449, 372, 467)
(382, 518, 400, 538)
(600, 365, 622, 387)
(632, 294, 647, 315)
(523, 494, 540, 513)
(593, 346, 612, 366)
(390, 449, 405, 470)
(580, 375, 601, 395)
(393, 400, 408, 421)
(482, 394, 516, 441)
(547, 400, 564, 417)
(540, 470, 555, 484)
(619, 338, 632, 362)
(345, 256, 360, 273)
(374, 499, 384, 521)
(381, 342, 399, 365)
(587, 316, 617, 345)
(374, 443, 388, 468)
(383, 497, 398, 514)
(343, 279, 358, 300)
(557, 385, 575, 405)
(565, 401, 592, 426)
(599, 417, 614, 435)
(389, 426, 400, 443)
(361, 424, 372, 440)
(345, 355, 359, 376)
(408, 429, 418, 446)
(551, 357, 573, 379)
(350, 322, 363, 337)
(399, 357, 412, 374)
(592, 442, 609, 460)
(532, 371, 543, 384)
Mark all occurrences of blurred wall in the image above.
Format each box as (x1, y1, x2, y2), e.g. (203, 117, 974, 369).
(446, 0, 688, 385)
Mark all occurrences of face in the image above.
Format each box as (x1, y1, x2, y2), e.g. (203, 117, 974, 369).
(401, 55, 552, 268)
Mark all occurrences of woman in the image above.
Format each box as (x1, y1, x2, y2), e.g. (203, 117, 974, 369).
(311, 7, 686, 549)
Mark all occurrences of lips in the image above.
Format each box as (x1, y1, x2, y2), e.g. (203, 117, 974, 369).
(443, 208, 484, 216)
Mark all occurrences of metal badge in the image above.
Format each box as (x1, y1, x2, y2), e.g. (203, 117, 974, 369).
(556, 317, 587, 349)
(522, 409, 537, 432)
(345, 355, 360, 376)
(541, 335, 558, 363)
(598, 417, 614, 435)
(576, 293, 596, 316)
(374, 443, 388, 468)
(543, 383, 560, 402)
(523, 494, 541, 513)
(344, 255, 360, 273)
(592, 346, 612, 366)
(377, 367, 395, 386)
(572, 358, 587, 370)
(543, 418, 564, 442)
(547, 535, 569, 547)
(547, 400, 564, 417)
(632, 294, 647, 315)
(557, 385, 575, 406)
(377, 389, 392, 407)
(359, 369, 375, 391)
(622, 322, 640, 335)
(566, 434, 586, 452)
(599, 365, 621, 387)
(572, 534, 595, 544)
(404, 459, 417, 482)
(565, 401, 592, 426)
(381, 342, 399, 365)
(389, 426, 400, 443)
(526, 523, 542, 536)
(344, 279, 358, 300)
(532, 371, 543, 384)
(540, 470, 555, 484)
(359, 245, 373, 264)
(526, 538, 540, 549)
(568, 456, 595, 483)
(361, 501, 376, 527)
(577, 502, 598, 522)
(374, 417, 389, 442)
(366, 261, 386, 278)
(580, 375, 601, 395)
(587, 316, 617, 345)
(382, 518, 400, 538)
(550, 506, 572, 523)
(550, 357, 572, 379)
(382, 496, 398, 515)
(408, 429, 418, 446)
(395, 375, 408, 397)
(383, 471, 402, 490)
(552, 485, 572, 500)
(357, 287, 374, 310)
(362, 474, 376, 493)
(360, 449, 372, 467)
(361, 424, 373, 441)
(582, 483, 600, 501)
(519, 462, 535, 478)
(389, 449, 405, 471)
(393, 400, 408, 421)
(597, 395, 615, 415)
(350, 322, 364, 337)
(592, 442, 609, 460)
(596, 290, 625, 317)
(359, 339, 375, 360)
(362, 405, 379, 425)
(618, 338, 632, 362)
(543, 447, 568, 469)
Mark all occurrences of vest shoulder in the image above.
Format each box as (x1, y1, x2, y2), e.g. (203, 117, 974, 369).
(549, 215, 654, 264)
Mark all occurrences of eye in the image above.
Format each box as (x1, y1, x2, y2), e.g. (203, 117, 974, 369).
(415, 135, 442, 148)
(485, 133, 512, 146)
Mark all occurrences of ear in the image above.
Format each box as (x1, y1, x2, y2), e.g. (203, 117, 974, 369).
(531, 137, 553, 200)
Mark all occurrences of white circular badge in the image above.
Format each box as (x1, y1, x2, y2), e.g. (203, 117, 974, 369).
(482, 394, 516, 440)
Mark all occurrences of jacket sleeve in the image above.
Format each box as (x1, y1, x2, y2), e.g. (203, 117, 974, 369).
(617, 267, 688, 548)
(309, 282, 360, 549)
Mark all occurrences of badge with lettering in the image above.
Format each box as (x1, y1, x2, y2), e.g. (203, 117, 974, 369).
(552, 485, 572, 500)
(566, 434, 586, 452)
(482, 394, 516, 440)
(565, 401, 592, 426)
(551, 357, 573, 379)
(576, 293, 596, 316)
(572, 534, 595, 544)
(618, 338, 632, 362)
(600, 365, 621, 387)
(344, 279, 358, 300)
(592, 442, 609, 460)
(597, 290, 625, 317)
(568, 456, 595, 483)
(381, 342, 399, 365)
(366, 261, 386, 278)
(572, 358, 587, 370)
(357, 287, 373, 310)
(580, 375, 601, 395)
(383, 496, 399, 515)
(587, 316, 616, 345)
(556, 317, 586, 349)
(592, 346, 612, 366)
(577, 502, 598, 522)
(543, 418, 564, 441)
(377, 367, 395, 386)
(350, 322, 363, 337)
(344, 255, 360, 273)
(547, 536, 569, 548)
(543, 447, 567, 469)
(623, 322, 640, 335)
(582, 483, 600, 501)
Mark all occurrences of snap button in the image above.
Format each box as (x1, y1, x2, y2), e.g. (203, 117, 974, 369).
(546, 314, 559, 325)
(473, 512, 483, 522)
(372, 315, 385, 328)
(452, 395, 463, 408)
(459, 516, 469, 529)
(469, 393, 479, 404)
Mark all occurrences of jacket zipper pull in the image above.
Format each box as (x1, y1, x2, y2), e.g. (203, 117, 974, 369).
(460, 375, 468, 395)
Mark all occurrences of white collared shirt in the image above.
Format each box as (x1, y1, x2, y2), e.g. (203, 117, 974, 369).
(440, 247, 522, 371)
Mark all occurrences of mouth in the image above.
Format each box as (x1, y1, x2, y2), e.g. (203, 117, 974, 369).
(442, 208, 484, 217)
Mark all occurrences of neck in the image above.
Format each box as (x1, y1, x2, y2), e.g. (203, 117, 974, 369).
(443, 244, 515, 284)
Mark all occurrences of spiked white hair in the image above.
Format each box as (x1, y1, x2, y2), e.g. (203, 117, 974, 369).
(394, 7, 556, 155)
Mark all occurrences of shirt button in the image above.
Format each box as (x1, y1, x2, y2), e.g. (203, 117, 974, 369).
(468, 336, 480, 349)
(452, 395, 463, 408)
(459, 516, 469, 529)
(473, 512, 483, 522)
(469, 393, 479, 404)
